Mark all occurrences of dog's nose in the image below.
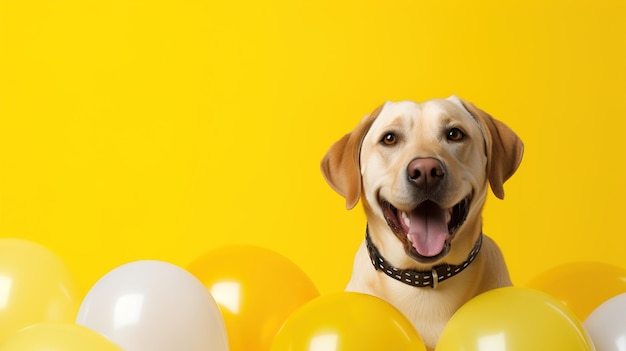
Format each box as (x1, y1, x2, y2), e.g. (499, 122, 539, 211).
(407, 158, 445, 191)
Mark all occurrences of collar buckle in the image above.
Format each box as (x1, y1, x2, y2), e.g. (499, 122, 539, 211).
(431, 268, 439, 289)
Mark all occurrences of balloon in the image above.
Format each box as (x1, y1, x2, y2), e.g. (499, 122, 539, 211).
(187, 245, 319, 351)
(436, 287, 595, 351)
(270, 292, 426, 351)
(0, 323, 122, 351)
(76, 260, 228, 351)
(0, 238, 81, 341)
(584, 292, 626, 351)
(526, 261, 626, 320)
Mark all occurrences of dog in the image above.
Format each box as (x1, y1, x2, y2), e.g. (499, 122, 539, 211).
(321, 96, 523, 350)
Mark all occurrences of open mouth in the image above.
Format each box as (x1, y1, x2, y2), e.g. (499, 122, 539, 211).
(381, 196, 470, 263)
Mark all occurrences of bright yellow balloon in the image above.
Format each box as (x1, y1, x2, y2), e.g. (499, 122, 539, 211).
(0, 323, 122, 351)
(270, 292, 426, 351)
(187, 245, 320, 351)
(0, 239, 81, 342)
(436, 287, 594, 351)
(526, 261, 626, 320)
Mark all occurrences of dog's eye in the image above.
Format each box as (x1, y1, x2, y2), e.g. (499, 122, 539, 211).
(381, 133, 398, 146)
(446, 128, 466, 142)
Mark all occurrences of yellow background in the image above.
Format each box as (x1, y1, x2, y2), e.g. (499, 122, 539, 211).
(0, 0, 625, 295)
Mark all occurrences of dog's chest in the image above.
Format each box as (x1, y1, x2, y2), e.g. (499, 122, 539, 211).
(346, 245, 483, 350)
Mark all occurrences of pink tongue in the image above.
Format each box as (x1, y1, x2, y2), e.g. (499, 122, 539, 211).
(407, 202, 448, 257)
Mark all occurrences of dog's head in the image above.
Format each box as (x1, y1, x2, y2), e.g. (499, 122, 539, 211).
(321, 96, 523, 265)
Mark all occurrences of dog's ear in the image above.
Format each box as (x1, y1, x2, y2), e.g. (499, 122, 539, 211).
(321, 105, 384, 209)
(459, 99, 524, 199)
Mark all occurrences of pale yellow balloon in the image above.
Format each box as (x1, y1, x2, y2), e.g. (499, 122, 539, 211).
(270, 292, 426, 351)
(436, 287, 594, 351)
(0, 323, 122, 351)
(0, 239, 81, 341)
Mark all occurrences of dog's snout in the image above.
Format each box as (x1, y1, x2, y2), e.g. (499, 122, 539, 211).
(407, 158, 445, 191)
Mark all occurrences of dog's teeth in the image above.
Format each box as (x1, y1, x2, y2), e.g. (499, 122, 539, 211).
(401, 211, 410, 227)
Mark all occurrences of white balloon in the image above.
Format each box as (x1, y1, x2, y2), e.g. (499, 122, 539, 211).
(77, 260, 229, 351)
(584, 292, 626, 351)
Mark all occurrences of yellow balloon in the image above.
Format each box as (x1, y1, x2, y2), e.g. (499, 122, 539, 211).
(0, 323, 122, 350)
(436, 287, 594, 351)
(526, 261, 626, 320)
(187, 245, 320, 351)
(270, 292, 426, 351)
(0, 239, 81, 341)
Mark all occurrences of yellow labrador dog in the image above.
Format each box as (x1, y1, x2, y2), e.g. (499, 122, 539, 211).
(321, 96, 523, 350)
